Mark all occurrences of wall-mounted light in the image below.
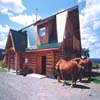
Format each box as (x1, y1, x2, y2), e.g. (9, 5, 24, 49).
(24, 58, 28, 64)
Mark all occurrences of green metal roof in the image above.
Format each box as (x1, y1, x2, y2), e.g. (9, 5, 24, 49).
(25, 42, 62, 50)
(10, 29, 27, 51)
(37, 42, 61, 49)
(21, 25, 37, 48)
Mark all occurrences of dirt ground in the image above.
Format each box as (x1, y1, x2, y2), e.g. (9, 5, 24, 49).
(0, 72, 100, 100)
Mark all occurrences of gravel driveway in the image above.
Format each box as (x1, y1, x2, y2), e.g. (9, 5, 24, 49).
(0, 72, 100, 100)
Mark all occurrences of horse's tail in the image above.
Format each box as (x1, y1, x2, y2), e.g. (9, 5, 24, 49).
(55, 64, 60, 75)
(54, 64, 59, 78)
(54, 65, 57, 78)
(55, 64, 62, 82)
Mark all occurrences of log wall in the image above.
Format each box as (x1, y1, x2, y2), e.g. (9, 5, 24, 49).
(46, 51, 54, 78)
(21, 52, 37, 72)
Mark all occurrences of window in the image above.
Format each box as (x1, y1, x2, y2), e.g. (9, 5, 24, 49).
(10, 58, 14, 63)
(10, 55, 15, 64)
(24, 58, 28, 64)
(39, 27, 46, 37)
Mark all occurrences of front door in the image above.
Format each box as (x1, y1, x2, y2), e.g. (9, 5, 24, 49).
(41, 56, 46, 75)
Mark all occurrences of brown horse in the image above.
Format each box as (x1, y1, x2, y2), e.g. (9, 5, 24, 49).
(72, 58, 92, 81)
(79, 58, 92, 81)
(55, 58, 80, 87)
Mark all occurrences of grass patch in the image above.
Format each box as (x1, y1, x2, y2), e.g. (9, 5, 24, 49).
(92, 63, 100, 69)
(0, 66, 7, 72)
(92, 76, 100, 84)
(0, 60, 7, 72)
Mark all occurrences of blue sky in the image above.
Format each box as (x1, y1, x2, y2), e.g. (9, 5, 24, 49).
(0, 0, 100, 58)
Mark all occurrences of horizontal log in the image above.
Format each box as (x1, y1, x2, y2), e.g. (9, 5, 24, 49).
(24, 63, 36, 66)
(46, 65, 53, 69)
(47, 52, 53, 55)
(55, 53, 59, 55)
(47, 56, 53, 59)
(55, 52, 61, 54)
(29, 60, 37, 63)
(46, 69, 54, 72)
(46, 68, 53, 72)
(29, 55, 36, 58)
(25, 66, 36, 69)
(46, 62, 53, 65)
(31, 57, 37, 59)
(55, 53, 61, 56)
(46, 58, 53, 61)
(27, 61, 36, 64)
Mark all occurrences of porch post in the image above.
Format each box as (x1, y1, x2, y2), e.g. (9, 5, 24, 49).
(15, 52, 20, 73)
(7, 53, 10, 71)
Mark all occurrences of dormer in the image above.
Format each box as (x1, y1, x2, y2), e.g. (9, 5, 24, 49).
(36, 16, 57, 45)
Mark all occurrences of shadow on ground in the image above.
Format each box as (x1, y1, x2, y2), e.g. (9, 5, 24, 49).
(73, 84, 90, 89)
(63, 81, 90, 89)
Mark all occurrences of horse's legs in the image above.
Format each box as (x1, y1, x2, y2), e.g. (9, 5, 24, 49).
(54, 67, 57, 79)
(71, 77, 77, 88)
(71, 67, 78, 87)
(56, 68, 61, 83)
(79, 67, 83, 81)
(60, 70, 65, 86)
(57, 75, 61, 83)
(71, 73, 74, 87)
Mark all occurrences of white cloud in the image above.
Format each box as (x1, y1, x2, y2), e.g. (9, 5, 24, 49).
(77, 0, 85, 3)
(0, 24, 10, 48)
(0, 0, 26, 15)
(78, 0, 100, 58)
(9, 14, 41, 26)
(93, 21, 100, 30)
(0, 0, 41, 48)
(0, 8, 13, 16)
(0, 24, 10, 33)
(79, 0, 100, 29)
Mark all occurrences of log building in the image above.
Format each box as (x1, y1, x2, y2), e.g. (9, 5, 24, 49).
(3, 6, 81, 78)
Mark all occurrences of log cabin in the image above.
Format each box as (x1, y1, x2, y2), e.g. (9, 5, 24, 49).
(3, 6, 81, 78)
